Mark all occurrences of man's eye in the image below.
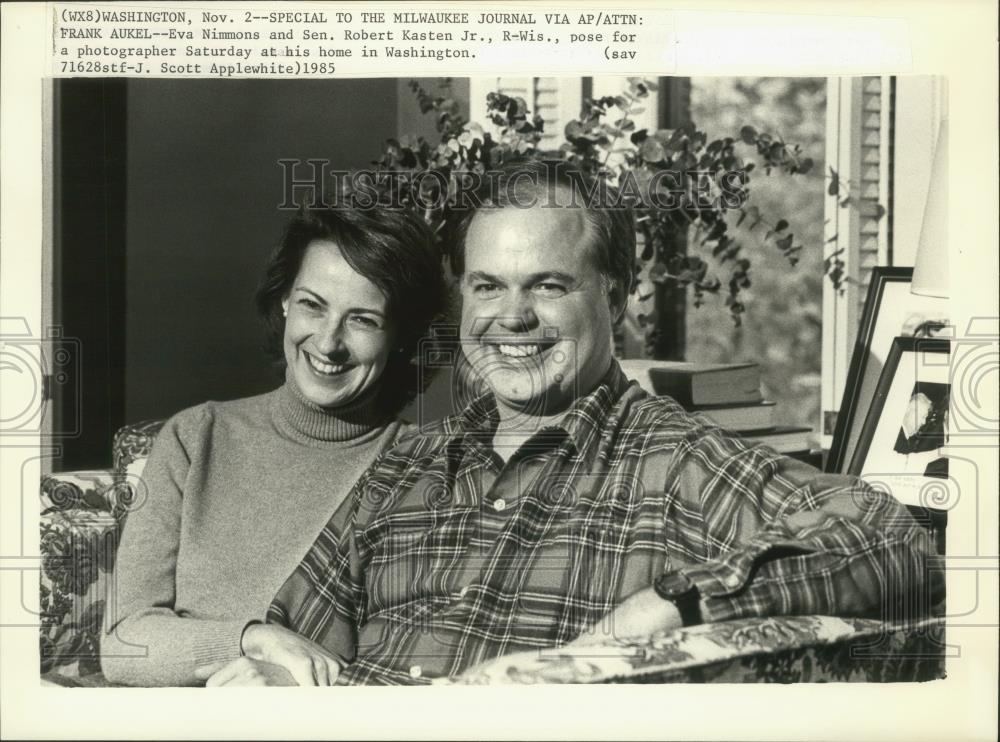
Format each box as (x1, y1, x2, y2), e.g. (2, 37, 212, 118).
(474, 283, 501, 297)
(534, 282, 567, 296)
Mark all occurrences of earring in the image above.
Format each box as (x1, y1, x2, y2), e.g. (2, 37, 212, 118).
(282, 309, 288, 318)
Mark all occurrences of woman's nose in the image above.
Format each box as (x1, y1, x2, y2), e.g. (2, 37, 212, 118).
(495, 292, 539, 333)
(312, 319, 348, 357)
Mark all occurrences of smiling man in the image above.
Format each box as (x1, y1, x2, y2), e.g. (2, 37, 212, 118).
(260, 161, 941, 685)
(456, 185, 624, 452)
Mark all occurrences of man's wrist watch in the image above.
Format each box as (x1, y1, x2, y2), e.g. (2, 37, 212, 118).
(652, 570, 703, 627)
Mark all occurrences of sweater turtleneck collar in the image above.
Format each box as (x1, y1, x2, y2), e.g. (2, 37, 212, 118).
(273, 371, 389, 444)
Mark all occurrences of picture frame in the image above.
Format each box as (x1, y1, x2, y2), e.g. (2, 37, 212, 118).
(827, 267, 949, 473)
(849, 335, 951, 500)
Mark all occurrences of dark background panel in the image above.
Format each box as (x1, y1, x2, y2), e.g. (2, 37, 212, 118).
(122, 78, 397, 424)
(53, 78, 127, 470)
(54, 78, 398, 467)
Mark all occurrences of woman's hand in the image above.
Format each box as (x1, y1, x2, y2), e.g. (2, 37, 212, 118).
(238, 623, 342, 686)
(197, 657, 297, 686)
(572, 588, 683, 646)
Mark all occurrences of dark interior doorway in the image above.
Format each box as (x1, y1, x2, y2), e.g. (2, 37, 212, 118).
(51, 79, 127, 470)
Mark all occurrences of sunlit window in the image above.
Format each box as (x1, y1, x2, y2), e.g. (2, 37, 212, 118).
(686, 78, 826, 433)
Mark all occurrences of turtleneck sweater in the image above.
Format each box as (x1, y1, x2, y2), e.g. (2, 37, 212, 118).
(101, 379, 407, 687)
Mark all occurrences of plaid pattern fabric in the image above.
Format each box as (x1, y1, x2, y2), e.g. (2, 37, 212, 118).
(268, 362, 939, 685)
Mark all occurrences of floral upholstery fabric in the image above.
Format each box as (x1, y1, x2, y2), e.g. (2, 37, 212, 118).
(40, 420, 164, 683)
(113, 418, 165, 485)
(40, 471, 120, 680)
(441, 615, 946, 684)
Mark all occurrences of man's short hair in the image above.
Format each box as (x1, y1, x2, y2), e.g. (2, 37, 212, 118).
(448, 160, 636, 308)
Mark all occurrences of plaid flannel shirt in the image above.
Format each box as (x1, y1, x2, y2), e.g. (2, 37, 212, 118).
(268, 362, 939, 685)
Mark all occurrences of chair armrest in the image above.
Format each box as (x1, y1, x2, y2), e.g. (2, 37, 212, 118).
(40, 470, 121, 680)
(440, 615, 946, 684)
(41, 470, 116, 512)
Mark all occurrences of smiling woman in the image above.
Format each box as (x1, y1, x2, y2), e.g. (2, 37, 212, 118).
(100, 205, 447, 687)
(257, 207, 449, 415)
(281, 242, 394, 410)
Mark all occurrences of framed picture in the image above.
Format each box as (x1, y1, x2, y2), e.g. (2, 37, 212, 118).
(849, 336, 952, 510)
(827, 267, 949, 473)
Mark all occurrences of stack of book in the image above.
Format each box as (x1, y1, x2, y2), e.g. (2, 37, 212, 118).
(618, 360, 815, 457)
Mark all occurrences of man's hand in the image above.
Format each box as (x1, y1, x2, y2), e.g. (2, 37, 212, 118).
(196, 657, 297, 686)
(238, 623, 342, 686)
(573, 587, 684, 645)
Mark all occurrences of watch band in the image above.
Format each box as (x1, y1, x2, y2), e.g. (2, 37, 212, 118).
(653, 570, 703, 627)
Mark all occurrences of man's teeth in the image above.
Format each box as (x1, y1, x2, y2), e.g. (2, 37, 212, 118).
(306, 353, 345, 375)
(497, 344, 541, 358)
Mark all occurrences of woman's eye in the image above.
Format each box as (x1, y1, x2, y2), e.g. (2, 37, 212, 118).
(297, 298, 322, 311)
(350, 315, 381, 329)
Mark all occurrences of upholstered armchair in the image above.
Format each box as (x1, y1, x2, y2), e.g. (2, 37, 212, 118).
(40, 421, 163, 686)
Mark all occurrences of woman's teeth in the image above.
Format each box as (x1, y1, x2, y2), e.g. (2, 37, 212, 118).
(497, 344, 541, 358)
(305, 353, 346, 375)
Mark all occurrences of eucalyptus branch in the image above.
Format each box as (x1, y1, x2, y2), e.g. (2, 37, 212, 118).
(374, 77, 833, 336)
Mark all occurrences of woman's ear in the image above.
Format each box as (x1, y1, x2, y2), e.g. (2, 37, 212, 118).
(281, 296, 289, 318)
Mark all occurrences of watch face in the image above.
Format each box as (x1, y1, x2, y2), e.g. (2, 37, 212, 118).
(655, 571, 694, 599)
(653, 571, 702, 628)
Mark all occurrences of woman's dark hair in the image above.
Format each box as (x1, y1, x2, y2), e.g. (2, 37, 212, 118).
(255, 206, 449, 415)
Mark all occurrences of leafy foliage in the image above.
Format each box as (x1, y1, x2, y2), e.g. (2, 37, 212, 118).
(361, 79, 833, 332)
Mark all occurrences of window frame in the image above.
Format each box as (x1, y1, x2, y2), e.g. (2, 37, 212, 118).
(821, 75, 947, 448)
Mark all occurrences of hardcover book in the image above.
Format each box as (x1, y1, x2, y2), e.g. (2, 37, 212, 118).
(741, 425, 814, 454)
(690, 400, 776, 432)
(647, 362, 763, 406)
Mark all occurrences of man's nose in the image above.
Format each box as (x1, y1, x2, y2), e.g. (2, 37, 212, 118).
(495, 292, 539, 333)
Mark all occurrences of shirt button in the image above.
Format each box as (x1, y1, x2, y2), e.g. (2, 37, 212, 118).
(724, 574, 742, 589)
(409, 665, 422, 679)
(492, 498, 507, 512)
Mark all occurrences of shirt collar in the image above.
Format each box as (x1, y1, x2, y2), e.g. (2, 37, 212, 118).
(447, 360, 636, 468)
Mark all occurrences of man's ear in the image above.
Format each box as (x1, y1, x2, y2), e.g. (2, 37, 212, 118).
(608, 282, 629, 325)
